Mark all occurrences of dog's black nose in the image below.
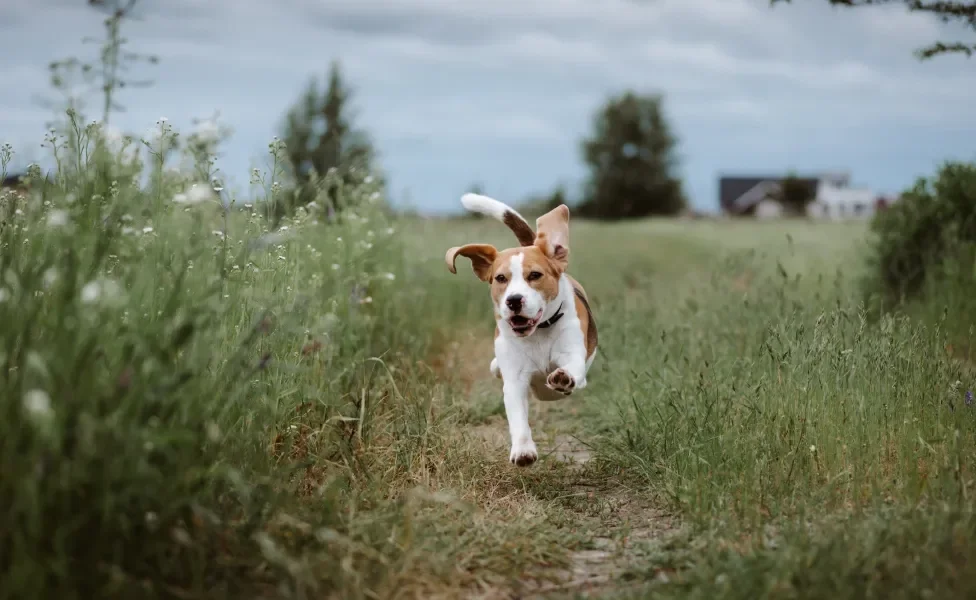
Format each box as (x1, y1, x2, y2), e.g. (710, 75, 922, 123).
(505, 294, 524, 312)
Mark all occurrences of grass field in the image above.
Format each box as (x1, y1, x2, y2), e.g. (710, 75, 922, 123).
(3, 136, 976, 599)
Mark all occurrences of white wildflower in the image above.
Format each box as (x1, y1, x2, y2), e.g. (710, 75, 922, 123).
(173, 183, 214, 205)
(145, 122, 166, 144)
(212, 230, 225, 238)
(193, 119, 220, 144)
(46, 210, 69, 228)
(23, 389, 53, 420)
(142, 226, 154, 234)
(42, 268, 58, 289)
(385, 227, 395, 235)
(121, 226, 135, 235)
(80, 281, 101, 303)
(80, 278, 124, 306)
(331, 264, 340, 271)
(382, 272, 395, 281)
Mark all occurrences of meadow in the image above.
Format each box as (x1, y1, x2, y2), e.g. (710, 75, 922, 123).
(2, 126, 976, 600)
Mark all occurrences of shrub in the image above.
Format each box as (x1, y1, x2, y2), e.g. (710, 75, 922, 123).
(0, 113, 418, 598)
(864, 161, 976, 306)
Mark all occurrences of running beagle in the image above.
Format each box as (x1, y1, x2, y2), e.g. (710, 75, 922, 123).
(446, 193, 597, 466)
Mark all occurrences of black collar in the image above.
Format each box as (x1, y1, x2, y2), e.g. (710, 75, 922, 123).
(536, 302, 565, 329)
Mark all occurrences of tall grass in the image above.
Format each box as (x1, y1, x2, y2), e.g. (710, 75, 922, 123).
(556, 221, 976, 598)
(0, 110, 484, 599)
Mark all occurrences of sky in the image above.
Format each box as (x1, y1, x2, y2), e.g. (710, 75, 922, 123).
(2, 0, 975, 214)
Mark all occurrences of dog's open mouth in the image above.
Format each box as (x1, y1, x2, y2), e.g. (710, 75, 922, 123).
(508, 311, 543, 335)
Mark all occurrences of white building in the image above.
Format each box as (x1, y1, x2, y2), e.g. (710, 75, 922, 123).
(806, 181, 881, 220)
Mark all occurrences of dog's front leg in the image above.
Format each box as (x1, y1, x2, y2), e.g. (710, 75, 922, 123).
(546, 325, 588, 395)
(502, 378, 537, 466)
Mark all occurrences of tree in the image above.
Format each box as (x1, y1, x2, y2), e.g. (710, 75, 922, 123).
(778, 172, 816, 215)
(578, 91, 686, 220)
(770, 0, 976, 60)
(280, 60, 379, 217)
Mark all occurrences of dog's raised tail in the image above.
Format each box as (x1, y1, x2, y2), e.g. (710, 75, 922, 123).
(460, 193, 536, 247)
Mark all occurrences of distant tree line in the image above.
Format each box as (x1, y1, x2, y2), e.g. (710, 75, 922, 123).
(280, 63, 688, 221)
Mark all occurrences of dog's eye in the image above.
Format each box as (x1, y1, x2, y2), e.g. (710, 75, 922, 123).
(527, 271, 543, 281)
(494, 274, 507, 283)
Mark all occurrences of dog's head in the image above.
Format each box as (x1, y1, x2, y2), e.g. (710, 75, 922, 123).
(446, 204, 570, 338)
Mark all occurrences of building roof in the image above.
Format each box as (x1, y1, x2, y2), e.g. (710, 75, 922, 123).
(718, 175, 820, 214)
(2, 173, 26, 185)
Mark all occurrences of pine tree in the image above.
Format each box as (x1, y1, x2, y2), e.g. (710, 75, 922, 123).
(578, 91, 685, 220)
(281, 60, 379, 217)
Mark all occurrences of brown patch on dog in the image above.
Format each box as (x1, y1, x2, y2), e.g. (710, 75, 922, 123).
(488, 252, 515, 307)
(533, 232, 569, 272)
(567, 275, 598, 359)
(519, 245, 563, 301)
(446, 244, 498, 281)
(503, 210, 536, 247)
(574, 288, 598, 358)
(535, 204, 570, 257)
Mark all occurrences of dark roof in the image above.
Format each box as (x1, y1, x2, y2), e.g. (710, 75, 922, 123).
(2, 173, 26, 188)
(718, 175, 821, 213)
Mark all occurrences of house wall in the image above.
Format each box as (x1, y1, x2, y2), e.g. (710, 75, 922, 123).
(806, 200, 876, 220)
(809, 182, 878, 220)
(754, 199, 784, 219)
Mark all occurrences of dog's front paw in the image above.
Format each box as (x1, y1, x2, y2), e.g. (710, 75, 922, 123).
(509, 439, 538, 467)
(546, 368, 575, 396)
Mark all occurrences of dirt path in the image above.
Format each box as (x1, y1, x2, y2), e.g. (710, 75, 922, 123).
(450, 330, 684, 599)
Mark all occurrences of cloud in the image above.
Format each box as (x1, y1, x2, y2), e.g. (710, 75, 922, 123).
(1, 0, 974, 212)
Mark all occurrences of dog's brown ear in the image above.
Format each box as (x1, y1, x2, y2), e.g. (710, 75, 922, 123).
(535, 204, 570, 268)
(445, 244, 498, 282)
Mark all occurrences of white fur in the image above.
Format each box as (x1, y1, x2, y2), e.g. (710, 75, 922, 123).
(461, 192, 530, 225)
(493, 274, 593, 466)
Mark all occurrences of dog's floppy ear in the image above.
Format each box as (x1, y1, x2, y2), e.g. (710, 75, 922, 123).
(535, 204, 570, 268)
(445, 244, 498, 282)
